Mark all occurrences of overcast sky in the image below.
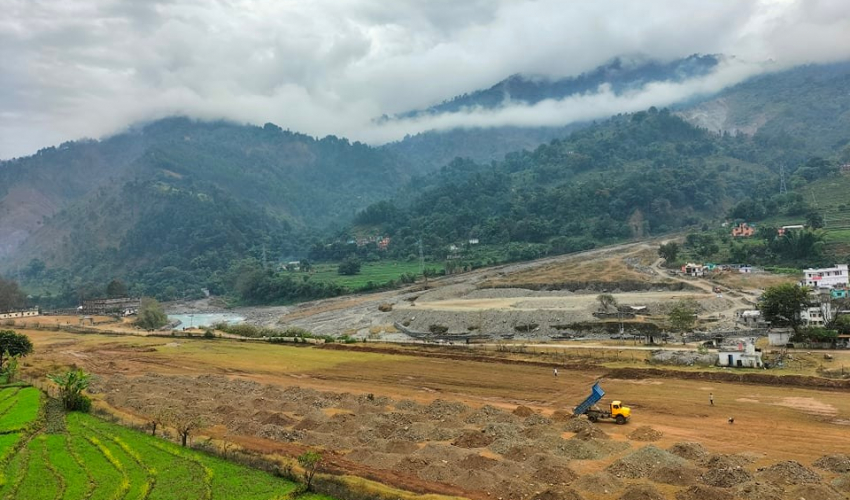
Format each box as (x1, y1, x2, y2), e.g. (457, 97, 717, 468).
(1, 0, 849, 159)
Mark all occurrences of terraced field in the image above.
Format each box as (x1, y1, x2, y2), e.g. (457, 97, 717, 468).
(0, 385, 334, 500)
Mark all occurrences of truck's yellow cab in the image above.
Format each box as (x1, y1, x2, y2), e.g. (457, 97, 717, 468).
(611, 401, 631, 420)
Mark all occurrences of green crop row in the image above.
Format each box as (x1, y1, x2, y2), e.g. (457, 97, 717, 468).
(0, 393, 336, 500)
(0, 388, 40, 433)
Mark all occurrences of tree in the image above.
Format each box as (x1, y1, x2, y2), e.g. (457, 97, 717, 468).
(297, 451, 322, 491)
(299, 259, 312, 273)
(805, 210, 824, 229)
(135, 298, 168, 329)
(47, 369, 91, 411)
(337, 256, 361, 276)
(169, 411, 203, 447)
(106, 279, 128, 298)
(658, 242, 679, 263)
(597, 293, 618, 312)
(759, 283, 811, 331)
(0, 278, 27, 313)
(668, 299, 698, 332)
(0, 331, 33, 370)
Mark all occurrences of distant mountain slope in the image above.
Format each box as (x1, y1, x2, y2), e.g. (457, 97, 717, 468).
(404, 54, 720, 117)
(677, 61, 850, 156)
(0, 118, 416, 298)
(355, 108, 846, 265)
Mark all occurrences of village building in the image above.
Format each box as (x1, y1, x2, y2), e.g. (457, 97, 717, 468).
(768, 328, 794, 346)
(777, 224, 805, 237)
(803, 264, 849, 289)
(800, 306, 827, 327)
(81, 297, 141, 316)
(731, 222, 755, 237)
(717, 338, 763, 368)
(0, 307, 39, 320)
(737, 310, 761, 327)
(682, 263, 705, 277)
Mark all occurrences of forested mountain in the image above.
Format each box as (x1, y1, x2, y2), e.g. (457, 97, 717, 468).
(678, 61, 850, 157)
(381, 55, 720, 170)
(403, 54, 720, 116)
(0, 118, 415, 301)
(351, 108, 845, 267)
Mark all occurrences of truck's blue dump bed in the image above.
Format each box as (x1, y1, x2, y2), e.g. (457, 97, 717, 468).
(573, 382, 605, 416)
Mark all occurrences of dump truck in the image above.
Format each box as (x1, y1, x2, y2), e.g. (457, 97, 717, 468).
(573, 382, 631, 424)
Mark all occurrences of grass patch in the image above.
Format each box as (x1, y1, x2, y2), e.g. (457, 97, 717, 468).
(305, 260, 439, 289)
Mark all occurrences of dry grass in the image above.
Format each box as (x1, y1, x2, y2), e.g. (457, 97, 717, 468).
(710, 271, 799, 290)
(482, 250, 656, 288)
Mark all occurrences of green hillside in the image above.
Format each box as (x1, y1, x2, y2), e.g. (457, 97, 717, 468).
(0, 386, 332, 500)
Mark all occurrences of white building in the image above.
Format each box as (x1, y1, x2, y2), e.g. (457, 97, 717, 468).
(800, 306, 826, 327)
(0, 308, 39, 320)
(768, 329, 793, 346)
(803, 264, 849, 289)
(738, 310, 761, 327)
(717, 338, 763, 368)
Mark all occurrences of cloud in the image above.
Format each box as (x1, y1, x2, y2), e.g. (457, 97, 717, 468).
(0, 0, 849, 159)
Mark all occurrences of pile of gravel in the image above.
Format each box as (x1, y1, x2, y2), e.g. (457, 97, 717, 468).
(572, 472, 623, 495)
(628, 425, 663, 442)
(453, 430, 495, 449)
(618, 484, 665, 500)
(734, 481, 785, 500)
(700, 467, 753, 488)
(514, 405, 535, 417)
(648, 465, 702, 486)
(783, 484, 844, 500)
(530, 489, 584, 500)
(755, 460, 821, 485)
(814, 454, 850, 474)
(669, 442, 708, 461)
(607, 445, 688, 479)
(675, 485, 732, 500)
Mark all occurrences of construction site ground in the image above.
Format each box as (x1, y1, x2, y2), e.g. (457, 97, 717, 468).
(20, 329, 850, 500)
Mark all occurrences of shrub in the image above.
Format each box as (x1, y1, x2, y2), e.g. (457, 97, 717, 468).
(429, 324, 448, 334)
(378, 303, 393, 312)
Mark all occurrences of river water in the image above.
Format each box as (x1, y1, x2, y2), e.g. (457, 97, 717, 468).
(168, 313, 245, 329)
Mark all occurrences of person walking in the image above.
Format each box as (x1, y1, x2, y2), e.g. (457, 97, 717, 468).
(553, 368, 558, 377)
(709, 393, 714, 406)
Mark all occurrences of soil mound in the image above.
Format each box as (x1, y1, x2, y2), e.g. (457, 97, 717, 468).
(551, 410, 573, 422)
(531, 488, 584, 500)
(384, 440, 419, 454)
(572, 472, 624, 495)
(619, 484, 664, 500)
(648, 465, 701, 486)
(525, 413, 552, 426)
(425, 399, 467, 419)
(833, 474, 850, 492)
(464, 405, 516, 425)
(675, 485, 732, 500)
(734, 481, 784, 500)
(628, 425, 663, 442)
(607, 445, 687, 479)
(504, 445, 539, 462)
(701, 453, 753, 469)
(755, 460, 821, 485)
(814, 454, 850, 473)
(572, 425, 609, 441)
(532, 465, 578, 485)
(453, 430, 495, 449)
(261, 412, 294, 427)
(456, 454, 498, 470)
(513, 405, 535, 417)
(564, 417, 595, 433)
(669, 442, 708, 461)
(785, 484, 844, 500)
(700, 467, 753, 487)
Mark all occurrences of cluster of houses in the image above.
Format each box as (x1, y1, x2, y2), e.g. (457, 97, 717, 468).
(736, 264, 850, 347)
(346, 235, 392, 250)
(729, 221, 807, 238)
(681, 262, 757, 277)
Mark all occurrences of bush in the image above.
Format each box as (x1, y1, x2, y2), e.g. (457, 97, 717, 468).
(429, 324, 448, 334)
(378, 303, 393, 312)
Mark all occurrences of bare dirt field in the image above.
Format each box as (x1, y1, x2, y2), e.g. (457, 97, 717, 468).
(21, 330, 850, 500)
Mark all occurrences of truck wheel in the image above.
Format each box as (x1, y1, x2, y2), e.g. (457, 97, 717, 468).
(616, 415, 626, 425)
(588, 415, 598, 423)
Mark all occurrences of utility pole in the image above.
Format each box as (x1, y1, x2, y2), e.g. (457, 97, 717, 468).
(779, 163, 788, 195)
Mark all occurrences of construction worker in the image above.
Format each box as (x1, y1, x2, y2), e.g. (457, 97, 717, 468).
(553, 368, 558, 377)
(709, 393, 714, 406)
